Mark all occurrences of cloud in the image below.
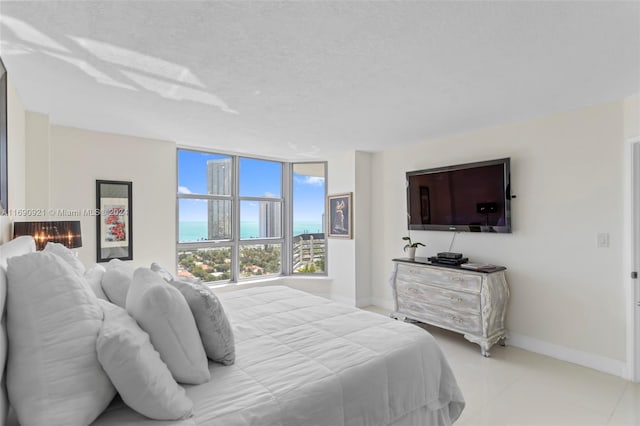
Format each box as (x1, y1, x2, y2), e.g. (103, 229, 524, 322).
(178, 186, 193, 194)
(295, 176, 325, 186)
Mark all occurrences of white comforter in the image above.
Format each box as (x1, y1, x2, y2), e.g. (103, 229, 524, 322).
(94, 286, 464, 426)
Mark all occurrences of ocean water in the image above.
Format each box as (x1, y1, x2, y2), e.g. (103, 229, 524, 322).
(179, 221, 323, 242)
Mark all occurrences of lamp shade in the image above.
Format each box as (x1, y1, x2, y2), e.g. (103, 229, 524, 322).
(13, 221, 82, 250)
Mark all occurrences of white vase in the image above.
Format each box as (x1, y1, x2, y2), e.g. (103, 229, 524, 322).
(407, 247, 416, 260)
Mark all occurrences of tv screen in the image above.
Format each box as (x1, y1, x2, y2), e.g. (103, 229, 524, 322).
(407, 158, 511, 233)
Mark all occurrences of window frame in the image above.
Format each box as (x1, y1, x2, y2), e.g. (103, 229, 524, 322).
(176, 150, 236, 281)
(177, 149, 327, 284)
(290, 161, 328, 275)
(236, 156, 286, 279)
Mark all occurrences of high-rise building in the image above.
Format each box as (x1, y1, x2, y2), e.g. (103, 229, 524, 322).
(259, 201, 281, 238)
(207, 158, 232, 240)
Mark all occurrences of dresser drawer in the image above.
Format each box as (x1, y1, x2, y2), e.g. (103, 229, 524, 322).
(396, 263, 482, 294)
(396, 280, 480, 314)
(396, 298, 482, 335)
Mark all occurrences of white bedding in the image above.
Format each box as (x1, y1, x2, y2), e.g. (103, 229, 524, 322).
(90, 285, 464, 426)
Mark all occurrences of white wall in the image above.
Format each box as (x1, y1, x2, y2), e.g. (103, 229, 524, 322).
(24, 112, 50, 211)
(369, 100, 627, 373)
(625, 94, 639, 141)
(7, 80, 26, 214)
(325, 150, 375, 307)
(21, 120, 177, 271)
(327, 150, 357, 304)
(354, 151, 372, 307)
(1, 79, 27, 242)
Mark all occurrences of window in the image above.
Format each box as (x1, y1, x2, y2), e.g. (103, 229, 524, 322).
(177, 151, 234, 281)
(178, 149, 322, 283)
(292, 162, 326, 274)
(238, 158, 283, 277)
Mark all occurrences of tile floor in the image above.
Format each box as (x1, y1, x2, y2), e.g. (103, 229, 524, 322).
(364, 306, 640, 426)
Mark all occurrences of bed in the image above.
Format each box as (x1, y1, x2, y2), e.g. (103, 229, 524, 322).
(0, 238, 464, 426)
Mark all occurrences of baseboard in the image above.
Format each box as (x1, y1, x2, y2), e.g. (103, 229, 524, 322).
(355, 297, 372, 308)
(371, 297, 394, 312)
(508, 332, 627, 378)
(344, 299, 627, 378)
(330, 294, 357, 306)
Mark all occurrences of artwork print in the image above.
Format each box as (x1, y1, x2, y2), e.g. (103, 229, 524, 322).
(101, 198, 129, 247)
(327, 193, 352, 239)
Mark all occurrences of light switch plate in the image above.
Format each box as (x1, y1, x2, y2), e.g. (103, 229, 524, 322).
(597, 233, 610, 248)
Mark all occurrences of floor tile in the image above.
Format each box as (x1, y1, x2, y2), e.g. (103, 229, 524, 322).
(607, 382, 640, 425)
(363, 305, 638, 426)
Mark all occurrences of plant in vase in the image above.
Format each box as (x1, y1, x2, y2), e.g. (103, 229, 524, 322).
(402, 236, 425, 260)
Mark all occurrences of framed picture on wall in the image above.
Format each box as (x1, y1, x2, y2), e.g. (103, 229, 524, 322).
(96, 180, 133, 262)
(0, 56, 8, 212)
(327, 192, 352, 239)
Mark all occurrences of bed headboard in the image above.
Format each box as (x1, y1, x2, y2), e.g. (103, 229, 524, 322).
(0, 236, 36, 426)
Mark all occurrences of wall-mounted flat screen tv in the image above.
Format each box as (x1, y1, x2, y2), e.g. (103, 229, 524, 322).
(407, 158, 511, 233)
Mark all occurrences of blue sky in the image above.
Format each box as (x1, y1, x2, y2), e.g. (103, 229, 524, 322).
(178, 150, 324, 224)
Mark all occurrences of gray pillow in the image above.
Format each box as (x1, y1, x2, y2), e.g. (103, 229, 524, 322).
(169, 279, 235, 365)
(150, 262, 174, 282)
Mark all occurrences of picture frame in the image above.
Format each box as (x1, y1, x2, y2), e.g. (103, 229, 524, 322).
(0, 56, 8, 212)
(96, 180, 133, 262)
(327, 192, 353, 239)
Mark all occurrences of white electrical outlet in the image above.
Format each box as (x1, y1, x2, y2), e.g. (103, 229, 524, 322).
(597, 233, 610, 248)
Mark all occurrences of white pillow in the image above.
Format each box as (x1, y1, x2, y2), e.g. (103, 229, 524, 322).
(0, 236, 35, 269)
(0, 236, 35, 426)
(96, 300, 194, 420)
(43, 241, 85, 275)
(102, 259, 134, 307)
(84, 263, 108, 300)
(41, 243, 110, 301)
(126, 267, 210, 384)
(6, 251, 115, 426)
(170, 279, 236, 365)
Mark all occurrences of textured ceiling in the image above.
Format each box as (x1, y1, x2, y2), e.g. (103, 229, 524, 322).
(0, 1, 638, 160)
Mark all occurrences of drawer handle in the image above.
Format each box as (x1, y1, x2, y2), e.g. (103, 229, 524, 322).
(449, 296, 464, 303)
(449, 276, 463, 282)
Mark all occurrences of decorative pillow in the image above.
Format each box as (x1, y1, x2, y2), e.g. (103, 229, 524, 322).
(0, 236, 35, 426)
(84, 263, 108, 300)
(6, 251, 115, 426)
(96, 300, 194, 420)
(126, 267, 210, 384)
(170, 279, 236, 365)
(102, 259, 134, 307)
(150, 262, 174, 282)
(43, 241, 85, 275)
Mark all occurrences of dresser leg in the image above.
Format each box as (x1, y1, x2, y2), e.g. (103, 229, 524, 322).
(389, 312, 405, 321)
(480, 343, 491, 357)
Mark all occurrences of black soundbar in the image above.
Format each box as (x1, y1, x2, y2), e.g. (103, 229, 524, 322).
(436, 252, 464, 259)
(428, 256, 469, 266)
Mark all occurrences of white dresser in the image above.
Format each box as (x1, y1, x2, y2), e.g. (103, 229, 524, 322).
(390, 258, 509, 356)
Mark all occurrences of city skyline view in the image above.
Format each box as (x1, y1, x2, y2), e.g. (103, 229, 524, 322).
(178, 150, 325, 242)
